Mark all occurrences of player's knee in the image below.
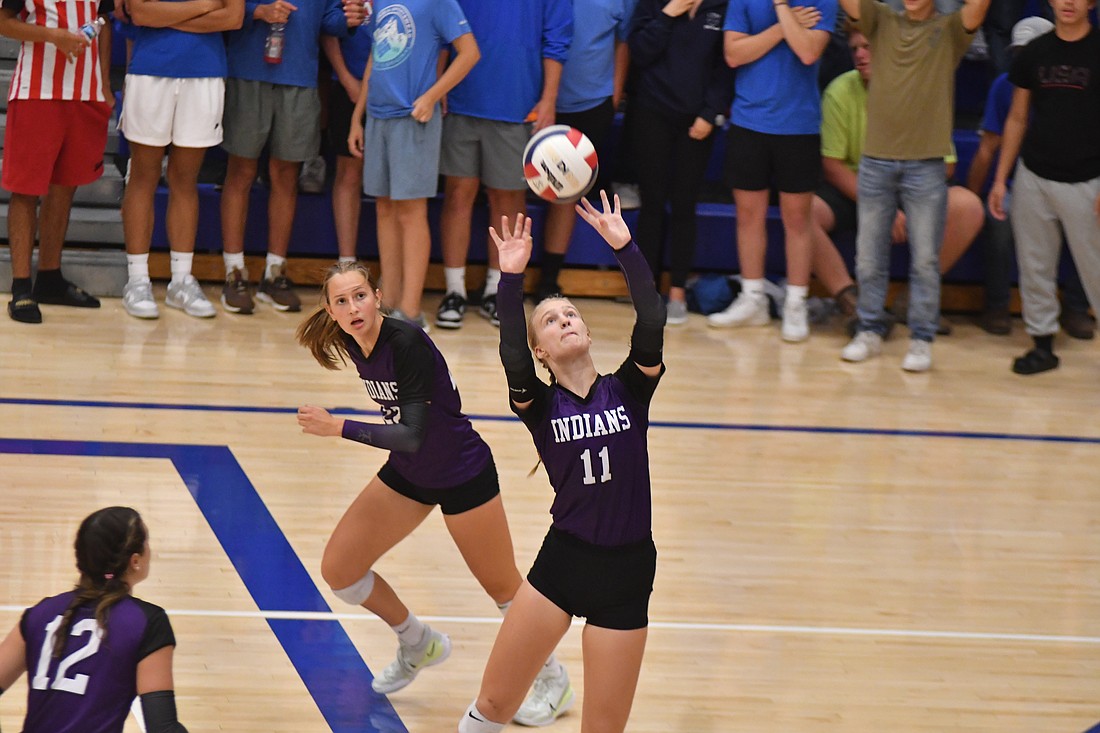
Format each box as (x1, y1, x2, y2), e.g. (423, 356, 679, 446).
(330, 569, 376, 606)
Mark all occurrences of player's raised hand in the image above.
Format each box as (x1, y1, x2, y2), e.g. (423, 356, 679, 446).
(576, 190, 631, 250)
(489, 214, 533, 275)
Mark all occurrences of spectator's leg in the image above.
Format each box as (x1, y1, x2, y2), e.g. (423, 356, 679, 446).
(440, 175, 480, 271)
(778, 191, 814, 288)
(220, 154, 259, 256)
(809, 195, 853, 296)
(898, 160, 947, 343)
(121, 142, 167, 257)
(393, 197, 430, 320)
(1010, 164, 1062, 338)
(164, 146, 206, 255)
(940, 185, 984, 274)
(332, 154, 364, 261)
(855, 157, 900, 336)
(631, 104, 677, 280)
(666, 123, 715, 303)
(267, 157, 302, 259)
(375, 196, 402, 310)
(485, 188, 525, 275)
(732, 188, 769, 281)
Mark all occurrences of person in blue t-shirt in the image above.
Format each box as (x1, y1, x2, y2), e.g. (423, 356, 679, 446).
(119, 0, 244, 322)
(0, 507, 188, 733)
(321, 25, 373, 265)
(965, 15, 1093, 339)
(707, 0, 836, 344)
(217, 0, 364, 316)
(533, 0, 635, 303)
(347, 0, 479, 331)
(433, 0, 572, 331)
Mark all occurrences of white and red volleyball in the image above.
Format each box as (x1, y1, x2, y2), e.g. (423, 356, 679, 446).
(523, 125, 599, 203)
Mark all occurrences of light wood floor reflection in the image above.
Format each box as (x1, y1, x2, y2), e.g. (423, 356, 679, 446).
(1, 286, 1098, 733)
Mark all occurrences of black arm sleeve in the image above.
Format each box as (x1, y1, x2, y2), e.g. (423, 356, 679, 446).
(340, 401, 429, 452)
(615, 242, 666, 367)
(140, 690, 188, 733)
(497, 272, 544, 403)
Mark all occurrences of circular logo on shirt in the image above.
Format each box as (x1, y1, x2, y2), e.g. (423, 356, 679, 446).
(372, 4, 415, 71)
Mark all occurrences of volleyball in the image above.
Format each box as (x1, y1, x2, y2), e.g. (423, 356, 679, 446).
(523, 125, 599, 203)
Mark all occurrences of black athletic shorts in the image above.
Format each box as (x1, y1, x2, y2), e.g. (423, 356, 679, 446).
(527, 526, 657, 630)
(378, 458, 499, 515)
(725, 124, 821, 193)
(326, 81, 359, 158)
(816, 181, 858, 234)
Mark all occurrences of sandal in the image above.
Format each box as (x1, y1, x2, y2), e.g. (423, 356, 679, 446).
(8, 296, 42, 324)
(1012, 348, 1059, 375)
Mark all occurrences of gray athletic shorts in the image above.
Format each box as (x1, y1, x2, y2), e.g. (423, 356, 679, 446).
(362, 110, 442, 200)
(222, 78, 321, 162)
(440, 113, 529, 191)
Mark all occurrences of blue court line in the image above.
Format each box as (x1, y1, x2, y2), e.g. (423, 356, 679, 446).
(3, 395, 1100, 445)
(1083, 721, 1100, 733)
(0, 437, 405, 733)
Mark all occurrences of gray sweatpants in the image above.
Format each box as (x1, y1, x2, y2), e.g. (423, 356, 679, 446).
(1010, 162, 1100, 337)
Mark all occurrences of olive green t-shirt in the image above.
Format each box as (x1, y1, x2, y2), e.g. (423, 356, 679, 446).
(857, 0, 972, 160)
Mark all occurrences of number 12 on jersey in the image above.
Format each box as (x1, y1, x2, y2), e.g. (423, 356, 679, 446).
(580, 446, 611, 485)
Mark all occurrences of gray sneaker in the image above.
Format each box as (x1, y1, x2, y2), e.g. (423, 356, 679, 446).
(513, 664, 574, 727)
(666, 298, 688, 325)
(123, 278, 159, 319)
(166, 275, 216, 318)
(371, 626, 451, 695)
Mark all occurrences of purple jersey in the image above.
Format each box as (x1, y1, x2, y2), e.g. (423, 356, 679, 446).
(513, 358, 663, 546)
(343, 317, 492, 488)
(20, 592, 175, 733)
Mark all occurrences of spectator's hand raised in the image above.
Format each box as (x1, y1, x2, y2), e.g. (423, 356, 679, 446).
(576, 190, 631, 251)
(489, 214, 534, 275)
(791, 5, 822, 28)
(688, 116, 713, 141)
(255, 0, 295, 24)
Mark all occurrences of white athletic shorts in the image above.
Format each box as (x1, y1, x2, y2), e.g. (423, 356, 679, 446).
(118, 75, 225, 148)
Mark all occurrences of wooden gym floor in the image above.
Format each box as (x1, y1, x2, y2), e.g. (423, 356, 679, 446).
(0, 285, 1097, 733)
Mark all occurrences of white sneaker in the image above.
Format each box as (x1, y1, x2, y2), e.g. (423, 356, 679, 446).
(781, 298, 809, 342)
(707, 291, 769, 328)
(901, 339, 933, 372)
(513, 664, 575, 727)
(370, 626, 451, 695)
(841, 331, 883, 362)
(166, 275, 216, 318)
(122, 278, 159, 319)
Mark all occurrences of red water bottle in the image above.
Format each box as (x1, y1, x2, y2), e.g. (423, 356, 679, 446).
(264, 22, 285, 64)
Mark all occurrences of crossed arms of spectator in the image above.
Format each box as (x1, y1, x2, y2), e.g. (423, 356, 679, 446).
(724, 4, 828, 68)
(128, 0, 244, 33)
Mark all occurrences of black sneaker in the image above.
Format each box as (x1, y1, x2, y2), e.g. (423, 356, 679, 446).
(478, 292, 500, 327)
(435, 291, 467, 329)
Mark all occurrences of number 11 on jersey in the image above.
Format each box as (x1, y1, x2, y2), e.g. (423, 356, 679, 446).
(580, 446, 611, 485)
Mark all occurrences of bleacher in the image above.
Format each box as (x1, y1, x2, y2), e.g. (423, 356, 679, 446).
(0, 32, 1003, 300)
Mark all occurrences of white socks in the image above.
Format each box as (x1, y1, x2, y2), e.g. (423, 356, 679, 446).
(127, 253, 150, 282)
(391, 613, 426, 647)
(445, 267, 467, 298)
(483, 268, 501, 297)
(786, 283, 808, 303)
(741, 278, 766, 297)
(457, 702, 505, 733)
(224, 251, 246, 274)
(169, 251, 193, 284)
(265, 253, 287, 281)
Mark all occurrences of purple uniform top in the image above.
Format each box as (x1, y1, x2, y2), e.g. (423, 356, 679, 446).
(343, 317, 492, 488)
(513, 358, 662, 547)
(19, 592, 175, 733)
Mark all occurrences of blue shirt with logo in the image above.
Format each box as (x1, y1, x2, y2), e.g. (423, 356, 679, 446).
(724, 0, 836, 135)
(367, 0, 469, 118)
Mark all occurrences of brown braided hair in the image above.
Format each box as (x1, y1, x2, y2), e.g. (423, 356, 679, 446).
(53, 507, 147, 658)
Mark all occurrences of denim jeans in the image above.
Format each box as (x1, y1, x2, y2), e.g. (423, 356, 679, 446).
(855, 157, 947, 342)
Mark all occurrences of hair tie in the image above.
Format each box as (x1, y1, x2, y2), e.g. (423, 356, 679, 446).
(104, 573, 114, 580)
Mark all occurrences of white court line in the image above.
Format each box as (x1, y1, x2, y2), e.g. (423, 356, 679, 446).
(3, 605, 1097, 645)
